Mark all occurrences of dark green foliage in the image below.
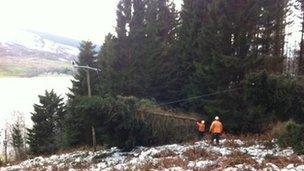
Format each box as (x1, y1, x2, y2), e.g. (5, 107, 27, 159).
(64, 96, 155, 150)
(245, 72, 304, 122)
(239, 72, 304, 133)
(64, 96, 117, 146)
(69, 41, 99, 98)
(27, 90, 65, 155)
(192, 71, 304, 134)
(11, 122, 25, 160)
(138, 0, 178, 101)
(101, 96, 155, 150)
(173, 0, 290, 133)
(176, 0, 208, 100)
(64, 95, 199, 150)
(277, 120, 304, 154)
(179, 0, 263, 124)
(98, 0, 177, 102)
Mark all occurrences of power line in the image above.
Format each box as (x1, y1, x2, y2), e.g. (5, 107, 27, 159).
(159, 87, 243, 106)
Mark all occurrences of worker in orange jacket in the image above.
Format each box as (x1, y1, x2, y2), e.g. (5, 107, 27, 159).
(209, 116, 223, 145)
(196, 120, 206, 140)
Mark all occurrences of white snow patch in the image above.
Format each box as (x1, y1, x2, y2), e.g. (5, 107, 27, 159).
(234, 139, 245, 146)
(187, 160, 214, 169)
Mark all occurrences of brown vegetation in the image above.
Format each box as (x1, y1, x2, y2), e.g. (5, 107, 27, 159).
(183, 147, 220, 161)
(152, 149, 177, 158)
(263, 154, 304, 168)
(137, 156, 187, 170)
(222, 151, 258, 168)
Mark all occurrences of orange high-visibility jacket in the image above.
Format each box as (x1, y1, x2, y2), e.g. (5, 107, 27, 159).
(209, 120, 223, 134)
(196, 122, 205, 132)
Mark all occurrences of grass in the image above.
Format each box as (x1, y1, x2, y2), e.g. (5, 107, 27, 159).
(0, 57, 72, 77)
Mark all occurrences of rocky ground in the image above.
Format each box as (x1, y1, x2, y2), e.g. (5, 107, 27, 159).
(1, 137, 304, 171)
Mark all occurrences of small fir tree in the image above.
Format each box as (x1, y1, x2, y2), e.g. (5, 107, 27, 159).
(27, 90, 65, 155)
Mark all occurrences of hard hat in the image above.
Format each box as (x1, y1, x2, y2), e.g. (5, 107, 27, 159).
(201, 120, 205, 124)
(215, 116, 219, 120)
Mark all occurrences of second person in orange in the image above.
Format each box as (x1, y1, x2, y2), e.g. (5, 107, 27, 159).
(209, 116, 223, 145)
(196, 120, 206, 140)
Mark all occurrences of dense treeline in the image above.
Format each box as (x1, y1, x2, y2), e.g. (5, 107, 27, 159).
(96, 0, 293, 133)
(25, 0, 304, 155)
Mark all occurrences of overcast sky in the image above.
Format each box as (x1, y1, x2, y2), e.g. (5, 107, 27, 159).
(0, 0, 182, 44)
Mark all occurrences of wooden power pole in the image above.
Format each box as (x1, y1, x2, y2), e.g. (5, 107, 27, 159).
(73, 64, 100, 152)
(86, 70, 96, 152)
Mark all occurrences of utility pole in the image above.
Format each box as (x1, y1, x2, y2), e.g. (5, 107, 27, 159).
(85, 69, 96, 152)
(73, 63, 100, 152)
(86, 70, 92, 97)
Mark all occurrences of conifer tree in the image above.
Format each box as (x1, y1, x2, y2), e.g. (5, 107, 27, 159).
(98, 0, 178, 101)
(11, 122, 25, 160)
(69, 41, 99, 98)
(174, 0, 209, 103)
(65, 41, 99, 147)
(97, 34, 118, 95)
(139, 0, 178, 101)
(298, 0, 304, 74)
(27, 90, 65, 155)
(258, 0, 288, 73)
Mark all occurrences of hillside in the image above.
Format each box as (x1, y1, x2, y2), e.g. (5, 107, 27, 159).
(1, 137, 303, 171)
(0, 29, 79, 77)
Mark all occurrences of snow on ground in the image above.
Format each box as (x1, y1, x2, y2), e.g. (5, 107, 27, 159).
(1, 138, 304, 171)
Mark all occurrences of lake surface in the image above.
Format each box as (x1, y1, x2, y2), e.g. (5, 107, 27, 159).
(0, 76, 73, 130)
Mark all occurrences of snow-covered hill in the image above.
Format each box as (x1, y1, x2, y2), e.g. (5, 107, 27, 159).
(1, 138, 304, 171)
(0, 29, 80, 76)
(0, 29, 79, 61)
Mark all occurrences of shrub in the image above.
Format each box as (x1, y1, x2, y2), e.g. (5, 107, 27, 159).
(276, 120, 304, 154)
(64, 95, 156, 151)
(244, 72, 304, 133)
(269, 121, 285, 137)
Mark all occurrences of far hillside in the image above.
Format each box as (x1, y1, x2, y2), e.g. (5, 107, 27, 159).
(0, 29, 81, 77)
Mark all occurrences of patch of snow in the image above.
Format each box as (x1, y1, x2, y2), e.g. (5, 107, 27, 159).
(187, 160, 214, 169)
(225, 164, 257, 171)
(296, 165, 304, 170)
(234, 139, 245, 146)
(286, 163, 294, 169)
(275, 147, 294, 157)
(265, 163, 280, 171)
(163, 166, 185, 171)
(208, 144, 232, 156)
(224, 167, 238, 171)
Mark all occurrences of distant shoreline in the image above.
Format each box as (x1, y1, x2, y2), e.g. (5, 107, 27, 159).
(0, 73, 73, 78)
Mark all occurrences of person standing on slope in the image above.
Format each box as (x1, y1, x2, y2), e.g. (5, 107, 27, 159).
(196, 120, 206, 140)
(209, 116, 223, 145)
